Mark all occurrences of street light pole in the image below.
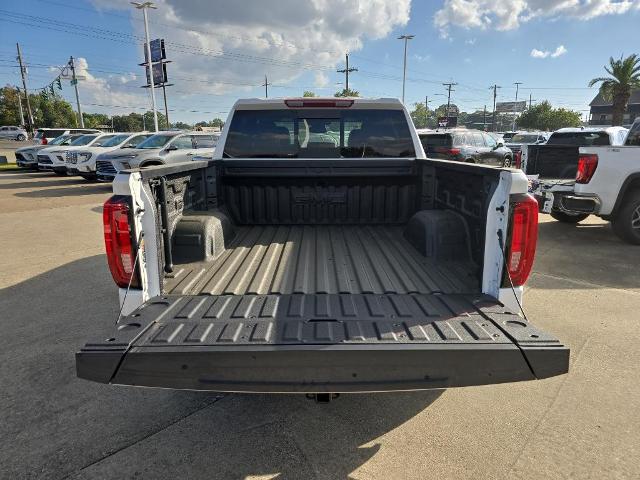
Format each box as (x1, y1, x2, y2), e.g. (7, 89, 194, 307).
(397, 35, 414, 104)
(132, 2, 159, 132)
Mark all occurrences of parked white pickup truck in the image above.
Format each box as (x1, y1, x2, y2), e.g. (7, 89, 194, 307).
(75, 97, 568, 396)
(525, 119, 640, 244)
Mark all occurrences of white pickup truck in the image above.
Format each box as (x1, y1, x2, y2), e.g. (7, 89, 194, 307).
(75, 97, 568, 396)
(524, 119, 640, 244)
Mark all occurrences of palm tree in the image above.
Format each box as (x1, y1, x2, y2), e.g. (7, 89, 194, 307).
(589, 54, 640, 126)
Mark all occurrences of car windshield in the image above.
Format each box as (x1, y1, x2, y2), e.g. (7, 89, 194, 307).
(49, 135, 70, 146)
(98, 134, 130, 147)
(70, 134, 98, 146)
(136, 134, 177, 149)
(511, 134, 541, 143)
(547, 131, 610, 146)
(91, 135, 118, 147)
(223, 109, 415, 158)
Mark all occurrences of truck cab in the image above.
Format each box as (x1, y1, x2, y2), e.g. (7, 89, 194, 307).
(75, 98, 568, 394)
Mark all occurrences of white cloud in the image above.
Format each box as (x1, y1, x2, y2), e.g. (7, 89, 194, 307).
(464, 38, 476, 44)
(86, 0, 410, 117)
(550, 44, 567, 57)
(530, 44, 567, 58)
(530, 48, 549, 58)
(434, 0, 639, 36)
(313, 71, 329, 88)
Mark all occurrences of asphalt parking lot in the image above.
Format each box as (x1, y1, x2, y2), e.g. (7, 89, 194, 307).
(1, 166, 639, 479)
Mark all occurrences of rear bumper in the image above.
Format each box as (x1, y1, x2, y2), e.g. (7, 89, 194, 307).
(77, 294, 569, 393)
(558, 194, 600, 214)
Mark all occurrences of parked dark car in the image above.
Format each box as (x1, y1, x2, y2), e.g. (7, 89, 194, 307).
(417, 129, 513, 167)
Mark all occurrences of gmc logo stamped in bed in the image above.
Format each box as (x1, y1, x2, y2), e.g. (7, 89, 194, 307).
(293, 192, 347, 205)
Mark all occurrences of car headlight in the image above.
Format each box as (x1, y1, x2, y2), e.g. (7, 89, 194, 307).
(79, 152, 92, 162)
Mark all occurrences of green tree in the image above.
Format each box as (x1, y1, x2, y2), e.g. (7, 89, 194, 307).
(30, 92, 77, 128)
(0, 86, 23, 126)
(173, 121, 192, 130)
(517, 101, 582, 131)
(334, 88, 359, 97)
(143, 111, 168, 130)
(589, 54, 640, 126)
(83, 113, 110, 129)
(194, 118, 224, 130)
(303, 91, 317, 97)
(410, 102, 434, 128)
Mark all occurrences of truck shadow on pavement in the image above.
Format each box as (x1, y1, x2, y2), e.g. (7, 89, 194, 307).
(0, 178, 92, 189)
(0, 255, 442, 480)
(13, 183, 112, 198)
(534, 219, 640, 290)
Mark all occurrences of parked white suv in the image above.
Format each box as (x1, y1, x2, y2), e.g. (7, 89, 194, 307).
(37, 133, 117, 174)
(67, 132, 152, 180)
(0, 125, 28, 141)
(32, 128, 101, 145)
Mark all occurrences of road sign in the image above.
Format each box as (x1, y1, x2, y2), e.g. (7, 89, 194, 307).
(143, 39, 166, 64)
(496, 101, 527, 113)
(437, 116, 458, 128)
(145, 62, 168, 86)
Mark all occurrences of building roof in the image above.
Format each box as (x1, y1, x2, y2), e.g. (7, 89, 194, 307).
(590, 89, 640, 106)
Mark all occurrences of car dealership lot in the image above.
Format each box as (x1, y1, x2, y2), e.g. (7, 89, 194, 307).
(1, 171, 639, 480)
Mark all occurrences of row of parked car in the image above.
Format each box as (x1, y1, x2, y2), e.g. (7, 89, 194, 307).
(15, 128, 219, 181)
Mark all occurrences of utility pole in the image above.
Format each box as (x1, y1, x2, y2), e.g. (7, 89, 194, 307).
(68, 56, 84, 127)
(512, 81, 522, 131)
(483, 105, 487, 131)
(491, 84, 501, 132)
(161, 84, 169, 128)
(425, 95, 429, 127)
(529, 92, 536, 109)
(261, 75, 271, 98)
(16, 87, 25, 126)
(336, 53, 358, 94)
(397, 35, 414, 104)
(443, 82, 457, 119)
(16, 43, 34, 132)
(132, 2, 159, 132)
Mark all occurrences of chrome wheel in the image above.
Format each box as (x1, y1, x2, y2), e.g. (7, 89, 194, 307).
(632, 205, 640, 230)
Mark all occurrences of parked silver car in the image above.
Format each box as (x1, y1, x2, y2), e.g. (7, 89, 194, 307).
(0, 125, 28, 141)
(95, 131, 218, 181)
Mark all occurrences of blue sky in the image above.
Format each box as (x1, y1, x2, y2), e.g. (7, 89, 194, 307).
(1, 0, 639, 124)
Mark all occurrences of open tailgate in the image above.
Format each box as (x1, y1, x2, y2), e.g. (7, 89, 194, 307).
(76, 294, 568, 393)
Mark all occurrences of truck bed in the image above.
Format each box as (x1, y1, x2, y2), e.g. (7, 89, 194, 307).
(164, 224, 479, 296)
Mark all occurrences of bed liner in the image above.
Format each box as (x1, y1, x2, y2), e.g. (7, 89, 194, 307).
(164, 224, 479, 296)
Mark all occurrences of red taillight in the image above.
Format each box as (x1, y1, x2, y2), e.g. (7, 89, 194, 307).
(506, 194, 538, 287)
(514, 150, 522, 169)
(434, 147, 461, 156)
(576, 154, 598, 184)
(103, 196, 140, 289)
(41, 137, 48, 145)
(284, 99, 354, 108)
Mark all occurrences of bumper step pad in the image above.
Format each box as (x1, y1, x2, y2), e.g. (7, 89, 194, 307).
(77, 294, 569, 392)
